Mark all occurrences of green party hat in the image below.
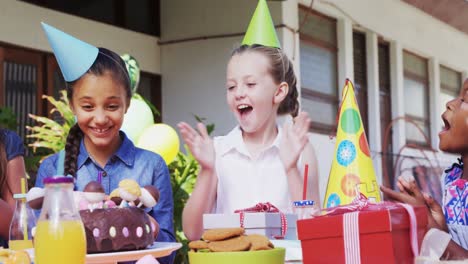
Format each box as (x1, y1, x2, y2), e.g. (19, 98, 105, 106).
(242, 0, 281, 48)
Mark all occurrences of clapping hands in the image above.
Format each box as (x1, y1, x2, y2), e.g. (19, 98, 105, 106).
(279, 112, 311, 171)
(380, 177, 448, 232)
(177, 122, 215, 171)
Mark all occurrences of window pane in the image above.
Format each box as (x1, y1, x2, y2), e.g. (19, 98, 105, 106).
(353, 32, 367, 90)
(20, 0, 160, 36)
(299, 8, 336, 45)
(4, 61, 38, 155)
(403, 52, 427, 78)
(299, 8, 337, 133)
(404, 78, 428, 119)
(301, 98, 337, 127)
(378, 43, 391, 93)
(405, 119, 430, 145)
(440, 66, 461, 94)
(353, 31, 368, 138)
(138, 72, 162, 122)
(124, 0, 158, 35)
(300, 43, 337, 96)
(439, 92, 454, 117)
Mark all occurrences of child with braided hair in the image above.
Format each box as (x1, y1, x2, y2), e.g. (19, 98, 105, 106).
(382, 79, 468, 260)
(34, 23, 175, 264)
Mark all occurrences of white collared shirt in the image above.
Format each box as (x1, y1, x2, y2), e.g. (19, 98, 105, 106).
(213, 126, 293, 214)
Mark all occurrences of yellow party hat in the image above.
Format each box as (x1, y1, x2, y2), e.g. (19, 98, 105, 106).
(323, 79, 381, 208)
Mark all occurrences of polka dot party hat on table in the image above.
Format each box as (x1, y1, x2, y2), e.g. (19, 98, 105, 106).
(323, 79, 381, 208)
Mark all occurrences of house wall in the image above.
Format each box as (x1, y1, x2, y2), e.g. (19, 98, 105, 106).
(299, 0, 466, 200)
(161, 0, 466, 202)
(160, 0, 290, 136)
(2, 0, 465, 202)
(0, 0, 160, 74)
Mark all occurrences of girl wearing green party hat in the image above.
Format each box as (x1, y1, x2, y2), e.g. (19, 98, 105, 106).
(179, 0, 320, 241)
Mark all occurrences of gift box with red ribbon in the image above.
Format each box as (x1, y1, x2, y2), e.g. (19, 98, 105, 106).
(297, 198, 428, 264)
(203, 202, 298, 240)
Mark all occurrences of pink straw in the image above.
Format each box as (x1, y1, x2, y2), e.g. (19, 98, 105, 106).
(303, 164, 309, 200)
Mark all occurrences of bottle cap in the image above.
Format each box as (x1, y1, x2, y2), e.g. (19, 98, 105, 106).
(293, 200, 315, 207)
(43, 176, 74, 185)
(13, 193, 27, 199)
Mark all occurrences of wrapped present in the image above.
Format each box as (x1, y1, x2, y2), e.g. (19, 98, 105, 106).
(203, 203, 297, 240)
(297, 196, 428, 264)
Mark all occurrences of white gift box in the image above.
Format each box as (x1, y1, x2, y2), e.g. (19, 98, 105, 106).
(203, 213, 297, 240)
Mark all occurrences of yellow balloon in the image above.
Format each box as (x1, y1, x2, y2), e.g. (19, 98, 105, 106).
(137, 124, 180, 164)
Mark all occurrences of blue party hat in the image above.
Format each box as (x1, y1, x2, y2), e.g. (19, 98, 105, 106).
(41, 22, 99, 82)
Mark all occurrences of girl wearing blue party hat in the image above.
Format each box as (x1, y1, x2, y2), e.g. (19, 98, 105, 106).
(179, 0, 320, 241)
(35, 23, 175, 264)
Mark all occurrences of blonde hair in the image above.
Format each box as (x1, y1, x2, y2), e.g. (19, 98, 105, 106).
(231, 44, 299, 117)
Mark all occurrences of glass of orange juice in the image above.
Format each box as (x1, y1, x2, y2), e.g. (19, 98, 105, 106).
(9, 193, 36, 250)
(34, 176, 86, 264)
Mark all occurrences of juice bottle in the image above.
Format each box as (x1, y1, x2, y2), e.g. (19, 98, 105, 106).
(9, 193, 36, 250)
(34, 176, 86, 264)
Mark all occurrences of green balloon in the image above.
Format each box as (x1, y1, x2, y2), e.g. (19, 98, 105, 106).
(121, 53, 141, 94)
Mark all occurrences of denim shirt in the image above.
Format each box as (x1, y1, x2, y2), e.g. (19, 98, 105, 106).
(0, 129, 25, 246)
(35, 132, 175, 264)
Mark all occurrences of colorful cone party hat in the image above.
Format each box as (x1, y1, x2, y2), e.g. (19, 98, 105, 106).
(323, 79, 381, 208)
(242, 0, 281, 48)
(41, 22, 99, 82)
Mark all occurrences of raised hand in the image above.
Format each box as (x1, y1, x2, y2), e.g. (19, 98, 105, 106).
(177, 122, 215, 171)
(380, 177, 447, 231)
(279, 112, 311, 172)
(422, 191, 448, 232)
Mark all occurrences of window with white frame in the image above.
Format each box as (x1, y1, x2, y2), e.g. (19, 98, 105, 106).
(439, 66, 461, 119)
(403, 51, 430, 146)
(298, 6, 338, 134)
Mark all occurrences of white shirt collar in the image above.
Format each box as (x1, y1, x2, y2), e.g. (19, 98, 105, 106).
(218, 125, 282, 157)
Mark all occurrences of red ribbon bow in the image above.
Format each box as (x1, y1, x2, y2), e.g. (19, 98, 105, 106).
(324, 193, 370, 216)
(234, 202, 287, 239)
(234, 202, 280, 213)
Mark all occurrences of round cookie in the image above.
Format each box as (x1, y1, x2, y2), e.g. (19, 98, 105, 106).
(202, 228, 245, 241)
(188, 240, 209, 251)
(245, 234, 273, 251)
(207, 236, 251, 252)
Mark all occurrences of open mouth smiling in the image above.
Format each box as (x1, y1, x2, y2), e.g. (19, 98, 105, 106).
(237, 104, 253, 115)
(92, 127, 112, 134)
(441, 115, 450, 132)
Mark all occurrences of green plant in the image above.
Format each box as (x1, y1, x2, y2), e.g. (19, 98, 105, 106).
(25, 90, 73, 186)
(0, 107, 18, 130)
(193, 114, 215, 135)
(168, 147, 199, 264)
(169, 116, 214, 264)
(27, 90, 74, 153)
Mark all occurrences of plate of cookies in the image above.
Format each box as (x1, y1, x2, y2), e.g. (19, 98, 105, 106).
(188, 228, 285, 264)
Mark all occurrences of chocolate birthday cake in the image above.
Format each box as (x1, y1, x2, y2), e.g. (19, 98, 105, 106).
(78, 179, 160, 253)
(27, 179, 161, 253)
(80, 206, 155, 253)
